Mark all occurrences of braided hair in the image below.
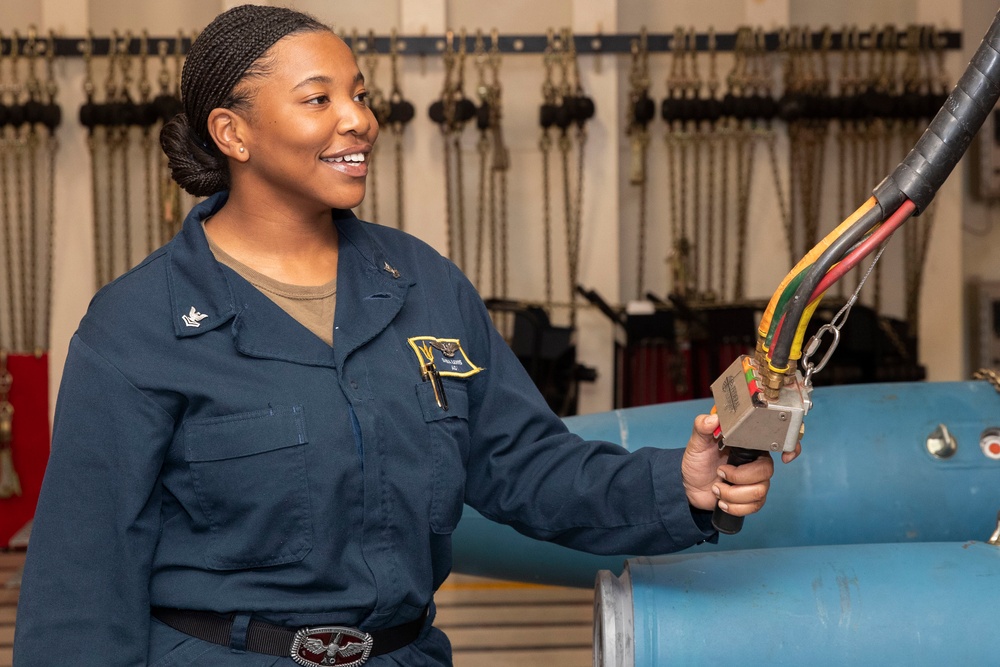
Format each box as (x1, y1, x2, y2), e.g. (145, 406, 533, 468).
(159, 4, 329, 196)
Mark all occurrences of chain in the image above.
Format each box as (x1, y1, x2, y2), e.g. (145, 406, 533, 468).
(120, 32, 134, 273)
(851, 60, 867, 293)
(765, 127, 792, 265)
(388, 30, 407, 231)
(558, 129, 573, 306)
(362, 31, 385, 224)
(703, 132, 718, 302)
(498, 142, 509, 299)
(0, 30, 15, 351)
(692, 130, 703, 299)
(628, 30, 650, 298)
(836, 26, 857, 299)
(835, 126, 848, 298)
(437, 30, 471, 269)
(24, 29, 42, 350)
(733, 128, 755, 300)
(158, 35, 184, 245)
(11, 31, 30, 350)
(138, 31, 156, 256)
(783, 28, 801, 264)
(718, 123, 730, 300)
(684, 29, 707, 297)
(807, 29, 832, 252)
(487, 31, 510, 299)
(471, 30, 494, 293)
(570, 123, 586, 326)
(702, 29, 719, 302)
(442, 111, 456, 257)
(554, 30, 574, 312)
(540, 130, 553, 305)
(453, 131, 467, 268)
(487, 125, 497, 296)
(474, 31, 489, 290)
(540, 132, 554, 305)
(455, 31, 470, 271)
(0, 32, 14, 347)
(805, 125, 826, 251)
(679, 132, 692, 299)
(719, 28, 751, 298)
(539, 31, 560, 307)
(560, 29, 587, 329)
(82, 32, 101, 288)
(392, 129, 405, 228)
(103, 30, 122, 284)
(665, 27, 688, 298)
(489, 31, 510, 299)
(41, 30, 58, 351)
(474, 135, 487, 287)
(665, 130, 679, 294)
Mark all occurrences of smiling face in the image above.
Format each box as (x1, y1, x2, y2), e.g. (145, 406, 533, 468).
(222, 30, 378, 215)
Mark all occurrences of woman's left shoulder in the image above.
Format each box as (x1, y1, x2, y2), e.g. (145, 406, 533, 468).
(359, 218, 441, 257)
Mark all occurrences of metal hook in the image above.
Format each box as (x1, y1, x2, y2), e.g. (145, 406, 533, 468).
(801, 323, 841, 386)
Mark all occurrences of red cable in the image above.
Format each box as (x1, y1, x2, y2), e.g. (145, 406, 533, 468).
(808, 199, 917, 304)
(764, 199, 915, 369)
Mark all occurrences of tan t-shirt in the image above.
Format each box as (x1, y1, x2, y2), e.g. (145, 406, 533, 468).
(206, 234, 337, 347)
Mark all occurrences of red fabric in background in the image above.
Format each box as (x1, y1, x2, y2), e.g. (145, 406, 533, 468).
(1, 353, 51, 548)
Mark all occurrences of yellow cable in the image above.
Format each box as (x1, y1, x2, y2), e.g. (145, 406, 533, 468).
(757, 197, 878, 342)
(788, 291, 826, 361)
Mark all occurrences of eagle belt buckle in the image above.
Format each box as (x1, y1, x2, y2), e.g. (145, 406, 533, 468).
(290, 626, 373, 667)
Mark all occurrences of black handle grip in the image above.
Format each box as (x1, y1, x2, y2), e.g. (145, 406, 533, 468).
(711, 446, 764, 535)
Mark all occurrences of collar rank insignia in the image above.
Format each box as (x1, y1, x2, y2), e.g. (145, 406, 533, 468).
(182, 306, 209, 328)
(383, 261, 400, 279)
(407, 336, 483, 378)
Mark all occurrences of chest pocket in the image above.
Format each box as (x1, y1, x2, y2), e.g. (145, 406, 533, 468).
(416, 380, 470, 534)
(183, 405, 313, 570)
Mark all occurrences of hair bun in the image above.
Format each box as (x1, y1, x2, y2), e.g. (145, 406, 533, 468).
(159, 113, 229, 197)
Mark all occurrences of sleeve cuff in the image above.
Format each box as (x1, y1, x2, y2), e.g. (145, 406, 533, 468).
(650, 448, 719, 549)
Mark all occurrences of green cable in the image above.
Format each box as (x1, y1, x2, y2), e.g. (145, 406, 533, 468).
(764, 266, 810, 348)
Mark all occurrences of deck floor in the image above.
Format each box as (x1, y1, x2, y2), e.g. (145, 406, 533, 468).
(1, 550, 593, 666)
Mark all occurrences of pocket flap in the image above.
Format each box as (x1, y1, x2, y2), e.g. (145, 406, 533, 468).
(184, 405, 307, 462)
(415, 381, 469, 422)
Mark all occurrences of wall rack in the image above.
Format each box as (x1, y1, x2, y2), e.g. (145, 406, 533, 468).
(0, 28, 963, 59)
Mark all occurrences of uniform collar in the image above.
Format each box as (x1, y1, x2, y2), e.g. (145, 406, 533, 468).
(329, 209, 415, 369)
(166, 192, 238, 338)
(166, 192, 415, 368)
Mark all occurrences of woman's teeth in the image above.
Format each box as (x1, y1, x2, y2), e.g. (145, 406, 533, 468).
(326, 153, 365, 163)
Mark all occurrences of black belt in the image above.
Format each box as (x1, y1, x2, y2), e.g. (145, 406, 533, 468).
(152, 606, 427, 667)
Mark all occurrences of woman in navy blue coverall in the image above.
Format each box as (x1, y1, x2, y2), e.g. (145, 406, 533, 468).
(14, 6, 792, 666)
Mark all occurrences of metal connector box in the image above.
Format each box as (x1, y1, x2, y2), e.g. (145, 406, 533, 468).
(710, 355, 812, 454)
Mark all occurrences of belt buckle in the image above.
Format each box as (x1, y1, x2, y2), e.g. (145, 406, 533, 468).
(290, 626, 374, 667)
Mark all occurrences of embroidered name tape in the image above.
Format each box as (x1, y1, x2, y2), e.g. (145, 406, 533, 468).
(407, 336, 482, 378)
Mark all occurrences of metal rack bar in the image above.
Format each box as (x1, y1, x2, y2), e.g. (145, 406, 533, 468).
(0, 29, 962, 58)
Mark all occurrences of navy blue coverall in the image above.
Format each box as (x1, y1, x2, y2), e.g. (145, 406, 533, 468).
(14, 192, 715, 665)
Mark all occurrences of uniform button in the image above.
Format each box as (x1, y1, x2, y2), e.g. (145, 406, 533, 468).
(350, 380, 359, 390)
